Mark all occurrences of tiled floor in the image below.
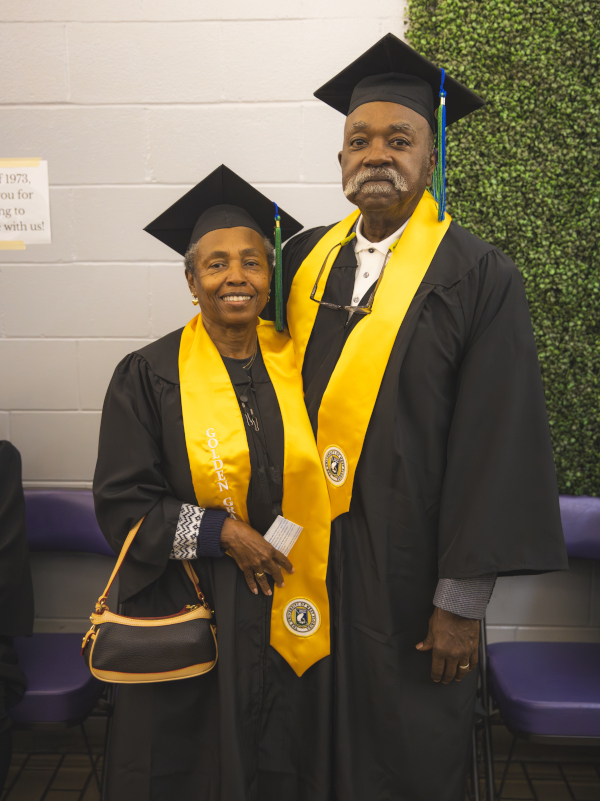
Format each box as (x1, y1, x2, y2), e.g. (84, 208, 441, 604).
(470, 728, 600, 801)
(490, 760, 600, 801)
(2, 721, 599, 800)
(3, 753, 101, 801)
(2, 720, 104, 801)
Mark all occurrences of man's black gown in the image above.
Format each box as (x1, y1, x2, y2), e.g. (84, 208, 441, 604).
(95, 211, 567, 801)
(269, 215, 566, 800)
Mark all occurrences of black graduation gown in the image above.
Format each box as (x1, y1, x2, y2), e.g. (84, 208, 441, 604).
(0, 442, 33, 793)
(263, 216, 567, 801)
(93, 335, 334, 801)
(0, 442, 33, 639)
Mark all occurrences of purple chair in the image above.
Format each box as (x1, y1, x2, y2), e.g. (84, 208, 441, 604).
(485, 495, 600, 798)
(9, 489, 114, 787)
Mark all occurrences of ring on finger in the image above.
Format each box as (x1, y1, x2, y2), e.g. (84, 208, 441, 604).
(255, 572, 266, 578)
(459, 663, 470, 670)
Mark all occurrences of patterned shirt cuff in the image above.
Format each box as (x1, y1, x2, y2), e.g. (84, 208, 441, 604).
(433, 575, 497, 620)
(169, 503, 204, 560)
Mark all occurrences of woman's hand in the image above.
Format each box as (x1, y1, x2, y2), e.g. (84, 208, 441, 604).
(220, 517, 294, 596)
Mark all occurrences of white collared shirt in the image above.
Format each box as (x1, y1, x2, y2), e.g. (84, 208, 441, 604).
(351, 215, 411, 306)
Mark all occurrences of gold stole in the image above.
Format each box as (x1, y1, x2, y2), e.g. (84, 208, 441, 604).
(287, 190, 451, 519)
(179, 316, 331, 677)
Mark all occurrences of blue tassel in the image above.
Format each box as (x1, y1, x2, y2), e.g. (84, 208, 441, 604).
(273, 202, 283, 331)
(432, 68, 447, 222)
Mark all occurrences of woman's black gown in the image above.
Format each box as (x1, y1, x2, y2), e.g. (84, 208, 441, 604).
(94, 333, 333, 801)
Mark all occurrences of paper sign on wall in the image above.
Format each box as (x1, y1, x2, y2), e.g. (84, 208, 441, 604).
(0, 159, 51, 250)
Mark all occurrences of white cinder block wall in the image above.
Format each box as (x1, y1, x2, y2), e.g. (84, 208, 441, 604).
(1, 0, 598, 642)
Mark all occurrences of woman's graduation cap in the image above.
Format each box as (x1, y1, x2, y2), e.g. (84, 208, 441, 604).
(144, 164, 303, 330)
(314, 33, 485, 221)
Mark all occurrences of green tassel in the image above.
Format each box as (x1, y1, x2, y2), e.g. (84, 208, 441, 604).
(274, 213, 283, 331)
(432, 68, 447, 222)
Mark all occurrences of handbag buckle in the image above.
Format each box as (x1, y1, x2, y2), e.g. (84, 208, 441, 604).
(81, 623, 97, 655)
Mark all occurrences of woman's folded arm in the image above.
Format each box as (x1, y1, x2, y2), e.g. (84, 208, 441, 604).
(170, 505, 227, 559)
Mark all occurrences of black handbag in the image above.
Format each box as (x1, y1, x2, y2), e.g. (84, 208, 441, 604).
(82, 517, 217, 683)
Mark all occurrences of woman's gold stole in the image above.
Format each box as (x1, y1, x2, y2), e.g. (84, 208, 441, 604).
(179, 316, 330, 677)
(286, 190, 451, 519)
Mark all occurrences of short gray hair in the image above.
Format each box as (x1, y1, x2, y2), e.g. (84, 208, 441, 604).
(184, 235, 275, 277)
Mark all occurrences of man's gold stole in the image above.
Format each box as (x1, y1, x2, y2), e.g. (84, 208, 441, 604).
(287, 190, 451, 519)
(179, 316, 331, 677)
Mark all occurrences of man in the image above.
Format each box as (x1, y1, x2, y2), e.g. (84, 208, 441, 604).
(270, 34, 567, 800)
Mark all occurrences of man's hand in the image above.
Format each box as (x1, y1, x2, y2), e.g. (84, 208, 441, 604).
(220, 517, 294, 597)
(416, 607, 480, 684)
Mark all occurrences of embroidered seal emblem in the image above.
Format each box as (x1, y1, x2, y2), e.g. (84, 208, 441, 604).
(283, 599, 321, 637)
(322, 445, 348, 487)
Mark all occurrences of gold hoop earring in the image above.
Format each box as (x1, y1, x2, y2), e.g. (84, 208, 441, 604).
(191, 295, 199, 306)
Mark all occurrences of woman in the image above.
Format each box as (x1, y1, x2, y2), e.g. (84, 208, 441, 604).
(93, 166, 332, 800)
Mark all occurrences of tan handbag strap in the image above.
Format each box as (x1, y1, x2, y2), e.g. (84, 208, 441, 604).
(96, 516, 206, 612)
(182, 560, 206, 604)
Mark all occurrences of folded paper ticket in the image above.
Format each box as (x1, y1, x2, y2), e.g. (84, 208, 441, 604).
(264, 515, 303, 557)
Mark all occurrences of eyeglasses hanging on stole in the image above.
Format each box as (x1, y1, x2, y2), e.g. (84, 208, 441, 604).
(309, 231, 401, 316)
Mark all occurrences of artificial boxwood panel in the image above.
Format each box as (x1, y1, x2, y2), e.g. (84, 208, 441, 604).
(407, 0, 599, 495)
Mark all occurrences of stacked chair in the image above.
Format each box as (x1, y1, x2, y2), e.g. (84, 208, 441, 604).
(482, 495, 600, 799)
(9, 490, 115, 792)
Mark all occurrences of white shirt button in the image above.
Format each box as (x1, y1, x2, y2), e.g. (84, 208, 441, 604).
(368, 248, 375, 253)
(363, 272, 369, 278)
(353, 296, 360, 304)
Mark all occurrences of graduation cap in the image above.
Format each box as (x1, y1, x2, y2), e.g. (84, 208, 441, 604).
(144, 164, 303, 330)
(314, 33, 485, 221)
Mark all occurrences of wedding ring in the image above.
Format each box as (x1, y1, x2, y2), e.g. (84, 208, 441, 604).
(255, 572, 265, 578)
(459, 663, 470, 669)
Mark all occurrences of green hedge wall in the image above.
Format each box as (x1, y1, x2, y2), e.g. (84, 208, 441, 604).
(407, 0, 600, 495)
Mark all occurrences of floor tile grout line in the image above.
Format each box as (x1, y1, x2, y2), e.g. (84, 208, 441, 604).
(2, 750, 31, 800)
(558, 762, 578, 801)
(521, 762, 539, 801)
(76, 755, 96, 801)
(523, 758, 565, 784)
(500, 755, 600, 765)
(39, 752, 65, 801)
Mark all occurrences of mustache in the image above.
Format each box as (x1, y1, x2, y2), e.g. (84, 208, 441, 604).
(343, 167, 408, 198)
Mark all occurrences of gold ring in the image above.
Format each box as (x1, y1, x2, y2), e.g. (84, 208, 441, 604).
(255, 572, 265, 578)
(459, 663, 470, 670)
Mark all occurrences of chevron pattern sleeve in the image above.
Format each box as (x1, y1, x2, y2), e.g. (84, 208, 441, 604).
(169, 503, 204, 560)
(169, 504, 228, 560)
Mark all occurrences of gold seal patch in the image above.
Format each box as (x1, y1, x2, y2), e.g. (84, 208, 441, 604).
(322, 445, 348, 487)
(283, 599, 321, 637)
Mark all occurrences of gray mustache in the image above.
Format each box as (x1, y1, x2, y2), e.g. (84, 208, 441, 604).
(343, 167, 408, 198)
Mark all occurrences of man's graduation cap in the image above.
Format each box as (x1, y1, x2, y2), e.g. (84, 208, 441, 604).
(314, 33, 485, 221)
(144, 165, 303, 330)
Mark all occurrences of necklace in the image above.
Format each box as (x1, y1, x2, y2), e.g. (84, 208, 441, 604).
(241, 339, 258, 371)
